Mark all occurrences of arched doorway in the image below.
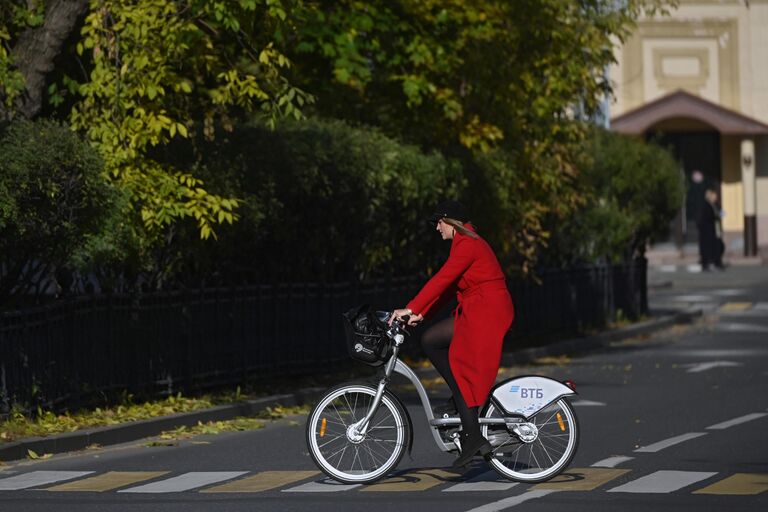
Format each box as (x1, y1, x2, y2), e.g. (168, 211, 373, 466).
(612, 90, 768, 257)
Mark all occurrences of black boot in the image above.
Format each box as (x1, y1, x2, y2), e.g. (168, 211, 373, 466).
(452, 431, 492, 468)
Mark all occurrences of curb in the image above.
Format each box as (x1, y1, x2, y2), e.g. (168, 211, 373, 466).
(0, 309, 701, 463)
(0, 389, 326, 463)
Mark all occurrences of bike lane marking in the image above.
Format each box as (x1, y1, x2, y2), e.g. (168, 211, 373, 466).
(462, 489, 557, 512)
(693, 473, 768, 495)
(118, 472, 247, 493)
(591, 456, 634, 468)
(44, 472, 169, 492)
(443, 471, 519, 492)
(606, 470, 717, 493)
(0, 471, 94, 491)
(634, 432, 707, 453)
(531, 468, 630, 491)
(706, 412, 767, 430)
(282, 478, 360, 492)
(201, 471, 319, 493)
(360, 468, 460, 492)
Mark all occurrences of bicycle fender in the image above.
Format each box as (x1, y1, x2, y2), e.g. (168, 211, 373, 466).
(387, 390, 415, 458)
(491, 375, 577, 420)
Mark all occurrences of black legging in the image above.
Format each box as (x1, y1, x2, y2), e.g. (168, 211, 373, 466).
(421, 317, 481, 440)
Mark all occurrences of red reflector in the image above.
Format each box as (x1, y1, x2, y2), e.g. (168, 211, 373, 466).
(563, 379, 576, 391)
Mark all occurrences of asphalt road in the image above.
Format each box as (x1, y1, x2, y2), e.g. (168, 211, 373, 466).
(1, 265, 767, 512)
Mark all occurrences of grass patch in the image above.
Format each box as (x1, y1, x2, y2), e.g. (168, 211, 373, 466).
(1, 367, 357, 445)
(152, 417, 267, 443)
(0, 393, 232, 444)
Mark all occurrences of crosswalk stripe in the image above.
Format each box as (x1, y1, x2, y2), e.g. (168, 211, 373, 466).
(591, 456, 634, 468)
(693, 473, 768, 495)
(361, 468, 460, 492)
(201, 471, 319, 493)
(607, 470, 717, 493)
(634, 432, 707, 453)
(463, 490, 557, 512)
(443, 471, 518, 492)
(282, 478, 360, 492)
(118, 472, 247, 493)
(533, 468, 629, 491)
(0, 471, 94, 491)
(44, 472, 169, 492)
(719, 302, 753, 312)
(706, 413, 767, 430)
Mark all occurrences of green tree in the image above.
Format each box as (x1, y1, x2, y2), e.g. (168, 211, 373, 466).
(545, 129, 684, 264)
(0, 119, 127, 305)
(289, 0, 676, 272)
(1, 0, 312, 246)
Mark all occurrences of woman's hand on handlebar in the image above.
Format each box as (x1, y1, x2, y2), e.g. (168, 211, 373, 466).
(390, 308, 423, 327)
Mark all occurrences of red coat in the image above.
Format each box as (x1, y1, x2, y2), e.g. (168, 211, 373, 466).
(407, 225, 514, 408)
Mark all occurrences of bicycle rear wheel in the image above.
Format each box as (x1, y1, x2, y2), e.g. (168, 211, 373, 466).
(482, 398, 579, 483)
(306, 383, 409, 484)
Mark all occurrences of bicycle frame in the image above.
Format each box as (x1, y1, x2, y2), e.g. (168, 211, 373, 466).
(350, 325, 513, 453)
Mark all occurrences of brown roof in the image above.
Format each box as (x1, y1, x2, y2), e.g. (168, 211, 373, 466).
(611, 90, 768, 135)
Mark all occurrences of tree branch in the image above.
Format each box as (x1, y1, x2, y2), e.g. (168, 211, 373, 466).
(9, 0, 89, 119)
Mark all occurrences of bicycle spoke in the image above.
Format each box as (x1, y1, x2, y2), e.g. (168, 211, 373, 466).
(317, 434, 346, 449)
(343, 393, 357, 423)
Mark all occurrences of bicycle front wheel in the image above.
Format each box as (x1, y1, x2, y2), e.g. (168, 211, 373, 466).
(306, 383, 409, 484)
(482, 398, 579, 483)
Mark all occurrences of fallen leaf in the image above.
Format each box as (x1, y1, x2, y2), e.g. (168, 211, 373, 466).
(146, 441, 177, 447)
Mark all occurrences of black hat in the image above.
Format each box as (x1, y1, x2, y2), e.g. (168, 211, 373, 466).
(429, 200, 469, 224)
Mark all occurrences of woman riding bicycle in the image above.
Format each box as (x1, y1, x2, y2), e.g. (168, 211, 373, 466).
(391, 200, 514, 468)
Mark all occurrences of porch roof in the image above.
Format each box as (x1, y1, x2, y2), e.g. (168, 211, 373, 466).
(611, 90, 768, 136)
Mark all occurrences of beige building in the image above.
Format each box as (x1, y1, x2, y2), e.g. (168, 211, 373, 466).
(608, 0, 768, 258)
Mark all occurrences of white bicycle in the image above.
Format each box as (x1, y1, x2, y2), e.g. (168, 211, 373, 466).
(306, 309, 579, 484)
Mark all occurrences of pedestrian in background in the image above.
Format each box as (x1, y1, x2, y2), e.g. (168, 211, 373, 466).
(697, 187, 725, 271)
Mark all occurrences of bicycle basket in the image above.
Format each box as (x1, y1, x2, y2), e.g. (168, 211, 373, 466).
(342, 305, 391, 367)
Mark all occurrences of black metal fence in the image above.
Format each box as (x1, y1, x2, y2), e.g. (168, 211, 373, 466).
(0, 259, 646, 413)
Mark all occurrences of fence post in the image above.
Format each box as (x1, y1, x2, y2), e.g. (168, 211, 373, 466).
(638, 256, 648, 316)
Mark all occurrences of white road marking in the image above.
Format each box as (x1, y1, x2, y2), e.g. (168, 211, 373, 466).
(672, 349, 768, 357)
(659, 265, 677, 273)
(0, 471, 93, 491)
(755, 302, 768, 311)
(118, 472, 247, 493)
(714, 323, 768, 333)
(706, 412, 768, 430)
(282, 478, 361, 492)
(607, 470, 716, 494)
(634, 432, 707, 453)
(571, 400, 606, 407)
(443, 471, 518, 492)
(683, 361, 742, 373)
(711, 289, 747, 297)
(669, 294, 711, 302)
(591, 456, 634, 468)
(462, 489, 557, 511)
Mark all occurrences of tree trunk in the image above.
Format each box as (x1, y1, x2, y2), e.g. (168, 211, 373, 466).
(3, 0, 89, 120)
